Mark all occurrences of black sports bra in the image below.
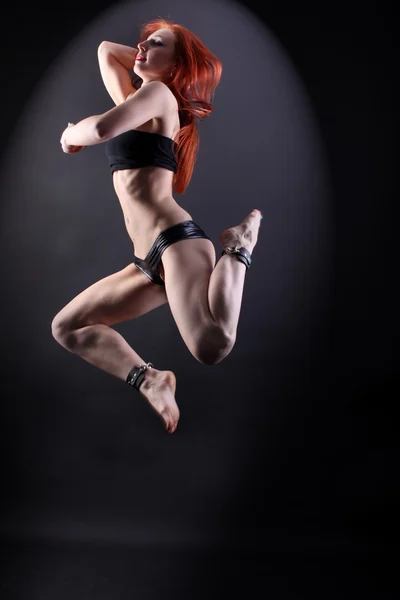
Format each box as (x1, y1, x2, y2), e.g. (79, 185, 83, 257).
(105, 129, 178, 174)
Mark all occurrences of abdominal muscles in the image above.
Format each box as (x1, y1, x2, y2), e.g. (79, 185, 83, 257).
(112, 167, 193, 259)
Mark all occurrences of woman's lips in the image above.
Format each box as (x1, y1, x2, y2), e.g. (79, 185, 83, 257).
(135, 57, 146, 61)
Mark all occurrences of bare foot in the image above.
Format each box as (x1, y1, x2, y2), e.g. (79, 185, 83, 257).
(219, 209, 262, 255)
(139, 368, 180, 434)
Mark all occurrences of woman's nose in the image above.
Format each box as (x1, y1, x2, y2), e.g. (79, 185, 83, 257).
(138, 41, 146, 52)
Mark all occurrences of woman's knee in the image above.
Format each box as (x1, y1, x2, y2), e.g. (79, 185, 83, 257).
(51, 312, 76, 349)
(190, 326, 235, 365)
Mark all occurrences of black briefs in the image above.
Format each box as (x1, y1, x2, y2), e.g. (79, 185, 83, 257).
(132, 220, 211, 286)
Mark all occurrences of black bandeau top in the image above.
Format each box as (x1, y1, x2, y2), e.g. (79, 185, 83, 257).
(105, 129, 178, 174)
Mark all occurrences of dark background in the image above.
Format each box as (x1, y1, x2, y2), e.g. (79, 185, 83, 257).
(0, 1, 396, 598)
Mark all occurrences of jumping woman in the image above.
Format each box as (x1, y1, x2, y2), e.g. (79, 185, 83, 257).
(53, 17, 262, 434)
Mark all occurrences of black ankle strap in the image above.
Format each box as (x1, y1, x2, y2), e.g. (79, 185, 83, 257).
(126, 363, 154, 391)
(221, 246, 252, 270)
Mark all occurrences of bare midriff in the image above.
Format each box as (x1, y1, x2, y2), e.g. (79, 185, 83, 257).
(112, 111, 193, 262)
(112, 162, 192, 262)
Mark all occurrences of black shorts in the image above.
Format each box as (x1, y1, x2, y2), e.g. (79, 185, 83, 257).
(132, 220, 211, 286)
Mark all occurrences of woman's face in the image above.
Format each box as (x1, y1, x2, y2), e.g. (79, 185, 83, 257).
(134, 28, 177, 83)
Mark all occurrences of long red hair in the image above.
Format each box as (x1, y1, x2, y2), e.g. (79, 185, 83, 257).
(137, 18, 223, 194)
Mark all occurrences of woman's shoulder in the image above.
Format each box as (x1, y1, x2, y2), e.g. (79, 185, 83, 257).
(147, 81, 178, 107)
(133, 81, 177, 111)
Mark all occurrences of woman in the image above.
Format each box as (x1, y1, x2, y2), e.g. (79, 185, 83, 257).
(53, 18, 262, 434)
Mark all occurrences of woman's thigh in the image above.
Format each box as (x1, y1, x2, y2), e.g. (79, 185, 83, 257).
(161, 238, 223, 359)
(52, 263, 168, 332)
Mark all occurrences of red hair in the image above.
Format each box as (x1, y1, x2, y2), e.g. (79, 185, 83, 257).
(138, 18, 223, 194)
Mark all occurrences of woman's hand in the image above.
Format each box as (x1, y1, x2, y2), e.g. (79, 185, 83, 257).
(60, 122, 86, 154)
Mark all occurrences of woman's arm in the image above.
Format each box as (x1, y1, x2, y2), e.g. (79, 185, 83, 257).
(98, 41, 141, 106)
(61, 81, 173, 148)
(60, 116, 102, 151)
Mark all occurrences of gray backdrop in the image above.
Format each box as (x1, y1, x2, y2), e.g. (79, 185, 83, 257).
(1, 0, 394, 597)
(0, 0, 331, 547)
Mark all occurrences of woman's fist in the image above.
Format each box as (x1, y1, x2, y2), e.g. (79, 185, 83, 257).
(60, 122, 86, 154)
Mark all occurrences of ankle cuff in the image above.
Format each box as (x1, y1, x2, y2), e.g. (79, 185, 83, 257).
(221, 246, 252, 270)
(126, 362, 154, 391)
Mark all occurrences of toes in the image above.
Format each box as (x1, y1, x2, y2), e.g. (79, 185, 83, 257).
(162, 407, 179, 433)
(167, 419, 178, 434)
(248, 210, 262, 225)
